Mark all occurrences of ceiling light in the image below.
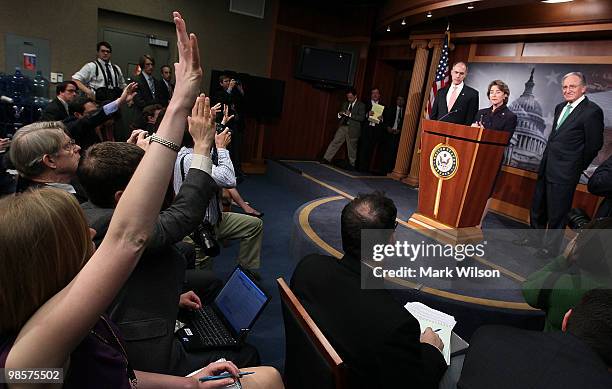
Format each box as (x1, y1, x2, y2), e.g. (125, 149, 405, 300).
(467, 3, 475, 9)
(541, 0, 573, 3)
(386, 25, 391, 32)
(401, 18, 406, 26)
(426, 11, 432, 18)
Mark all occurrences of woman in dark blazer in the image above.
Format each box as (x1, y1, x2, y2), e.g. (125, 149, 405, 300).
(474, 80, 517, 225)
(472, 79, 517, 134)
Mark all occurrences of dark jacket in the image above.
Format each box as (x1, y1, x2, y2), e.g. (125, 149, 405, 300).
(474, 104, 517, 135)
(41, 97, 70, 121)
(291, 253, 447, 389)
(81, 168, 217, 373)
(539, 97, 604, 185)
(458, 325, 612, 389)
(63, 107, 111, 150)
(588, 154, 612, 218)
(158, 79, 173, 107)
(133, 73, 164, 109)
(15, 176, 88, 203)
(430, 84, 479, 125)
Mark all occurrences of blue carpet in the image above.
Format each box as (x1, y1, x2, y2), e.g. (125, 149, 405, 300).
(209, 159, 545, 371)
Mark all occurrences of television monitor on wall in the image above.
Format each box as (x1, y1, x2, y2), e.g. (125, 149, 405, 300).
(295, 46, 357, 87)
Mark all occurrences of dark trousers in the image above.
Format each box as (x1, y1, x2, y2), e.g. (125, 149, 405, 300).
(357, 124, 383, 172)
(530, 175, 576, 254)
(229, 129, 244, 176)
(380, 131, 400, 174)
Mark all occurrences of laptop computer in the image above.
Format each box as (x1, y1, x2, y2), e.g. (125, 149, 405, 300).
(176, 266, 270, 351)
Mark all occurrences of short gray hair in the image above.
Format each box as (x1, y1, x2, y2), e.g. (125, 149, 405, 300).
(9, 121, 68, 178)
(452, 61, 469, 73)
(562, 71, 587, 86)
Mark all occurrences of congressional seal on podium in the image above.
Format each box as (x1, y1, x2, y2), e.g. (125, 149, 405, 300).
(430, 143, 459, 180)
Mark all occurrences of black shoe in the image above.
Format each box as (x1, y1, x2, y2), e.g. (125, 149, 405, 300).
(320, 159, 331, 165)
(513, 236, 540, 248)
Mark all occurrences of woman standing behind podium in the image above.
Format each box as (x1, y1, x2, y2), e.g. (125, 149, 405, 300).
(474, 80, 517, 225)
(472, 80, 517, 134)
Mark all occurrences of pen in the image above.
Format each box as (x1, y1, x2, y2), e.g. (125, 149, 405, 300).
(199, 372, 255, 382)
(434, 328, 442, 332)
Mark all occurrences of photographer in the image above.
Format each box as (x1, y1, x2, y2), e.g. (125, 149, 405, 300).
(72, 41, 126, 102)
(522, 217, 612, 331)
(588, 154, 612, 218)
(174, 105, 263, 274)
(213, 74, 245, 180)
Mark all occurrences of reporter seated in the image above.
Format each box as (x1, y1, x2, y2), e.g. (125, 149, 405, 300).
(522, 217, 612, 331)
(0, 11, 282, 389)
(9, 121, 88, 202)
(458, 289, 612, 389)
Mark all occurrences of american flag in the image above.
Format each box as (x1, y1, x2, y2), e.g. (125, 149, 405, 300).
(425, 30, 450, 119)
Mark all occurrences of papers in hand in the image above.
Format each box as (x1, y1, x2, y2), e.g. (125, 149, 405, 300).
(368, 103, 385, 124)
(404, 301, 456, 365)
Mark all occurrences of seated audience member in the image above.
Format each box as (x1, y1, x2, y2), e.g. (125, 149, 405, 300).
(472, 79, 517, 133)
(0, 137, 15, 196)
(291, 192, 447, 389)
(0, 12, 283, 389)
(66, 82, 137, 150)
(41, 81, 78, 121)
(588, 153, 612, 218)
(174, 115, 263, 273)
(78, 138, 259, 374)
(458, 289, 612, 389)
(522, 217, 612, 331)
(9, 121, 88, 202)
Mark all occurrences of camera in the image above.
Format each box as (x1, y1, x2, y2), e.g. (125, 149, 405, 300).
(191, 221, 220, 257)
(567, 208, 591, 231)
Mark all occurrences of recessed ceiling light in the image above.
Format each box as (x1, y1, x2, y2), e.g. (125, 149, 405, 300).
(467, 3, 475, 9)
(401, 18, 406, 26)
(427, 11, 432, 18)
(386, 25, 391, 32)
(541, 0, 573, 3)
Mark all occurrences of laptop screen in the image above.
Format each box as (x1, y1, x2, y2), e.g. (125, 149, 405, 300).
(214, 267, 269, 334)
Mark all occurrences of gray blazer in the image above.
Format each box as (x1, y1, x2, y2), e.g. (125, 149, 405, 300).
(82, 168, 218, 373)
(340, 100, 366, 133)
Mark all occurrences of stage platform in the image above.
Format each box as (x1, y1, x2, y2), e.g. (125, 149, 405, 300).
(282, 160, 546, 339)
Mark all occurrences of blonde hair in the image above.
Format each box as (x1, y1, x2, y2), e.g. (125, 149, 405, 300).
(0, 188, 92, 334)
(9, 121, 69, 178)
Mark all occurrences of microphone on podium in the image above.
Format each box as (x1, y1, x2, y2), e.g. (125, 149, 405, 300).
(437, 108, 460, 122)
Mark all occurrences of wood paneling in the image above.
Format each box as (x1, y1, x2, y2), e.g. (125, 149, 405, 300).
(475, 43, 518, 57)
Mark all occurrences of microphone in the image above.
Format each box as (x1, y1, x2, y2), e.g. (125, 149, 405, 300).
(0, 96, 13, 104)
(437, 108, 460, 122)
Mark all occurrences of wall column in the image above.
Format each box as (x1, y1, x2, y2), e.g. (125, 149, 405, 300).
(389, 39, 430, 180)
(403, 39, 444, 186)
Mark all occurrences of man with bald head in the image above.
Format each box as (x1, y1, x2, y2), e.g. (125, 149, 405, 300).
(518, 72, 604, 258)
(430, 61, 479, 125)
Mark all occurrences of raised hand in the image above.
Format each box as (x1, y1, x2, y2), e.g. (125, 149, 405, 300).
(188, 94, 215, 155)
(221, 104, 234, 126)
(171, 11, 202, 109)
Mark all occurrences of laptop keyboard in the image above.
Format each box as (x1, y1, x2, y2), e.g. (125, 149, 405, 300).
(191, 306, 238, 347)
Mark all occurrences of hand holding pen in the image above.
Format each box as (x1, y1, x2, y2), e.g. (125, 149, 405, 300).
(194, 361, 242, 388)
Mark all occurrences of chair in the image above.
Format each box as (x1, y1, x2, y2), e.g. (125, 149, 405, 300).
(277, 277, 348, 389)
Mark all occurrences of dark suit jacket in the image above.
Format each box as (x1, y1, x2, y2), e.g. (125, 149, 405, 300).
(41, 97, 69, 121)
(458, 325, 612, 389)
(158, 79, 173, 107)
(339, 100, 366, 134)
(212, 87, 245, 131)
(133, 73, 164, 109)
(539, 97, 604, 185)
(63, 106, 111, 150)
(384, 105, 405, 131)
(291, 254, 447, 389)
(430, 84, 479, 125)
(588, 154, 612, 218)
(81, 168, 217, 373)
(474, 104, 517, 135)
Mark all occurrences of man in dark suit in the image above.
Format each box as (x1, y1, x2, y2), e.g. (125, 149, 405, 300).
(430, 62, 479, 125)
(519, 72, 604, 258)
(322, 88, 366, 169)
(158, 64, 174, 106)
(381, 95, 405, 174)
(356, 87, 386, 172)
(458, 289, 612, 389)
(133, 54, 164, 110)
(588, 154, 612, 218)
(291, 192, 447, 389)
(41, 81, 78, 121)
(78, 141, 260, 375)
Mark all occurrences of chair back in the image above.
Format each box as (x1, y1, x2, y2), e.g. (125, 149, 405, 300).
(277, 277, 348, 389)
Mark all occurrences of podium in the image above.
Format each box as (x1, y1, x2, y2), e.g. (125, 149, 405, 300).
(408, 119, 511, 243)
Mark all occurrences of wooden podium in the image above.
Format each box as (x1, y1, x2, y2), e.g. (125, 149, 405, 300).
(408, 119, 511, 243)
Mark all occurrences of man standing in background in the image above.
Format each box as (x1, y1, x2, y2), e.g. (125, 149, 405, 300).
(72, 41, 126, 102)
(381, 95, 405, 174)
(430, 62, 478, 125)
(356, 87, 385, 172)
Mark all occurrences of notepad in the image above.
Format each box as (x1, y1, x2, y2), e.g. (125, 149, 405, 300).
(404, 301, 457, 365)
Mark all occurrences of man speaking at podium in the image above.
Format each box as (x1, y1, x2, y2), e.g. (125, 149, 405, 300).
(430, 62, 479, 125)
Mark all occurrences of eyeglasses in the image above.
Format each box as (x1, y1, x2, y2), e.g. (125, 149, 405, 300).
(62, 138, 77, 151)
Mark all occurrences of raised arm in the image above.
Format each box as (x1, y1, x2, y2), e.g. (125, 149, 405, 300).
(7, 11, 204, 372)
